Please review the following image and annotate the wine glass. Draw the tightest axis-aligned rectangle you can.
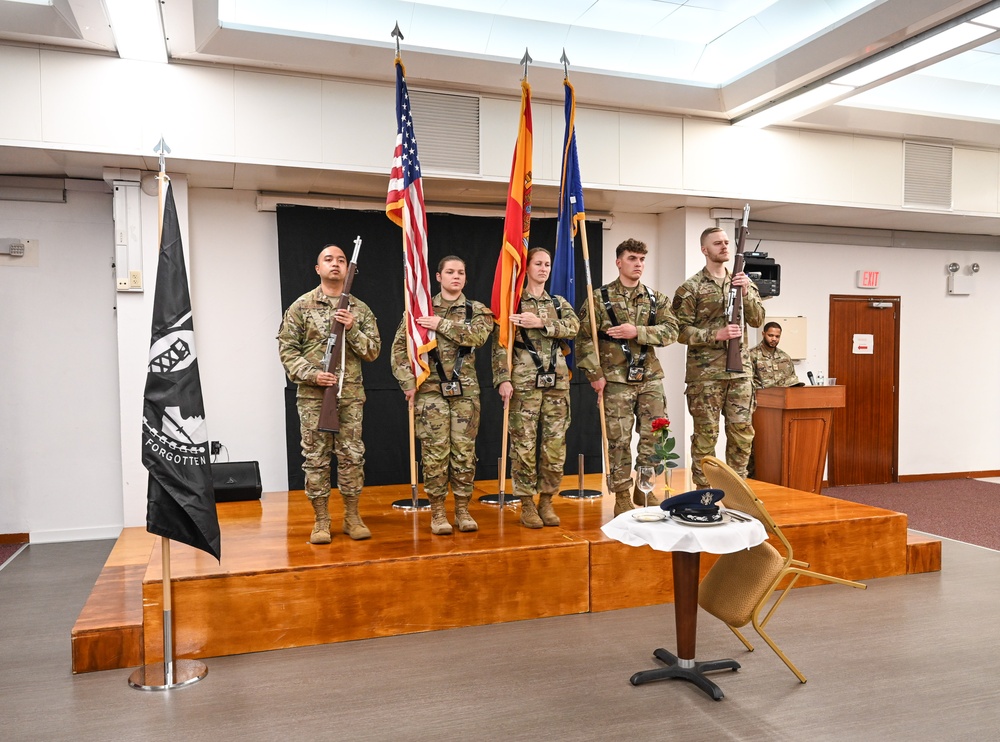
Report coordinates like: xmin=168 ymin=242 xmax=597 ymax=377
xmin=636 ymin=466 xmax=655 ymax=508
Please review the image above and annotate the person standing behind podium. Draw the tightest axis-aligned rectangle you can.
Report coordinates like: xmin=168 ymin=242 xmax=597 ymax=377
xmin=391 ymin=256 xmax=493 ymax=536
xmin=672 ymin=227 xmax=764 ymax=488
xmin=576 ymin=238 xmax=679 ymax=516
xmin=277 ymin=244 xmax=381 ymax=544
xmin=749 ymin=322 xmax=801 ymax=389
xmin=492 ymin=248 xmax=580 ymax=529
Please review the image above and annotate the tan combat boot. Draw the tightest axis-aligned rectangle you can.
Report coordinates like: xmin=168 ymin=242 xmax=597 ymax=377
xmin=633 ymin=484 xmax=663 ymax=508
xmin=613 ymin=491 xmax=635 ymax=517
xmin=537 ymin=494 xmax=560 ymax=526
xmin=453 ymin=496 xmax=479 ymax=532
xmin=429 ymin=498 xmax=453 ymax=536
xmin=309 ymin=496 xmax=332 ymax=544
xmin=341 ymin=495 xmax=372 ymax=540
xmin=519 ymin=496 xmax=544 ymax=529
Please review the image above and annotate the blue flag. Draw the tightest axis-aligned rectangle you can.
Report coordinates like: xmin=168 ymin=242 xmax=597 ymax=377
xmin=553 ymin=78 xmax=585 ymax=370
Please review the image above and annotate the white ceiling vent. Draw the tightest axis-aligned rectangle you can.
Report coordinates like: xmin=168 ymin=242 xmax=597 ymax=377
xmin=408 ymin=90 xmax=480 ymax=175
xmin=903 ymin=141 xmax=952 ymax=210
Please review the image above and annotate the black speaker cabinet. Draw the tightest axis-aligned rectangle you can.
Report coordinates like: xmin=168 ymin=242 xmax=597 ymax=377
xmin=212 ymin=461 xmax=262 ymax=502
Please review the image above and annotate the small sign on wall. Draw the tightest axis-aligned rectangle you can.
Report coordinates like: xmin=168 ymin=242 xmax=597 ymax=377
xmin=856 ymin=270 xmax=880 ymax=289
xmin=853 ymin=333 xmax=874 ymax=354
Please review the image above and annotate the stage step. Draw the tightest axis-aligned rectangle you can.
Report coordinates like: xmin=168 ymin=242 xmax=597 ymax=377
xmin=906 ymin=532 xmax=942 ymax=574
xmin=70 ymin=528 xmax=155 ymax=674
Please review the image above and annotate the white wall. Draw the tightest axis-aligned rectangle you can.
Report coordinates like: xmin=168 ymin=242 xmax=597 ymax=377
xmin=0 ymin=186 xmax=124 ymax=542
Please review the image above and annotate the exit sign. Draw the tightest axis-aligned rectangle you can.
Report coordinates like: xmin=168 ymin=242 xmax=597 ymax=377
xmin=856 ymin=270 xmax=880 ymax=289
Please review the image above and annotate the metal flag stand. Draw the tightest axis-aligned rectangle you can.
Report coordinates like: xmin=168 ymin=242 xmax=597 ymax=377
xmin=129 ymin=138 xmax=208 ymax=691
xmin=559 ymin=453 xmax=603 ymax=499
xmin=478 ymin=457 xmax=519 ymax=506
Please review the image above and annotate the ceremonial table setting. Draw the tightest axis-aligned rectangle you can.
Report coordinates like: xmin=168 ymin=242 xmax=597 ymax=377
xmin=602 ymin=497 xmax=767 ymax=701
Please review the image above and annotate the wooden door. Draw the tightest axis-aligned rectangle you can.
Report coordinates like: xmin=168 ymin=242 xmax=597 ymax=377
xmin=828 ymin=295 xmax=900 ymax=485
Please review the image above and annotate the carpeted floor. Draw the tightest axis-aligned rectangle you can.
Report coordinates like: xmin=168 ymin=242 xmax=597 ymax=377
xmin=0 ymin=542 xmax=28 ymax=571
xmin=823 ymin=479 xmax=1000 ymax=550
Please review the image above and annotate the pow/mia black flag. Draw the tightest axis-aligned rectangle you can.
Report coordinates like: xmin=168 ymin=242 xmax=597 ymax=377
xmin=141 ymin=181 xmax=221 ymax=560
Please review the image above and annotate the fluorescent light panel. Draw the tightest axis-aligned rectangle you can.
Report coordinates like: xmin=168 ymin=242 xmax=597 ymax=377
xmin=104 ymin=0 xmax=167 ymax=63
xmin=735 ymin=83 xmax=854 ymax=128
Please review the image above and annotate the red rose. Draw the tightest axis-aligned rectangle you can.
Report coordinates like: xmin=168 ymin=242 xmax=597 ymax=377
xmin=651 ymin=417 xmax=669 ymax=432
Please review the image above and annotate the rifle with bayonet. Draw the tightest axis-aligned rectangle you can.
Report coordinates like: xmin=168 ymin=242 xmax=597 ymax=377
xmin=725 ymin=204 xmax=750 ymax=373
xmin=318 ymin=236 xmax=362 ymax=433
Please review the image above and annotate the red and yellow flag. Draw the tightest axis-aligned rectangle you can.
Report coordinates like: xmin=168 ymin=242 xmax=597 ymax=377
xmin=491 ymin=79 xmax=532 ymax=348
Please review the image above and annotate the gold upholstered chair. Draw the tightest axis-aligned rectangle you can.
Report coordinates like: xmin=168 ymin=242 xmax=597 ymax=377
xmin=697 ymin=456 xmax=867 ymax=683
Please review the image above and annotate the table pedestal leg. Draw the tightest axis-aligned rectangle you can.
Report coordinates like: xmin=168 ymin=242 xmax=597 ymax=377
xmin=628 ymin=551 xmax=740 ymax=701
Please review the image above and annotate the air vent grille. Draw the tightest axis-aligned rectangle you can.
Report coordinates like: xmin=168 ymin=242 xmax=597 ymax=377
xmin=903 ymin=141 xmax=952 ymax=210
xmin=409 ymin=90 xmax=480 ymax=174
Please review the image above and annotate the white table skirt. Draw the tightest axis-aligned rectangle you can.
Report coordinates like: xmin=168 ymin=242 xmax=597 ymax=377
xmin=601 ymin=507 xmax=767 ymax=555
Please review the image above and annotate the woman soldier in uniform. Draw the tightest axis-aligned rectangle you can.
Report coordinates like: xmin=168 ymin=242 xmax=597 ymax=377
xmin=493 ymin=247 xmax=580 ymax=528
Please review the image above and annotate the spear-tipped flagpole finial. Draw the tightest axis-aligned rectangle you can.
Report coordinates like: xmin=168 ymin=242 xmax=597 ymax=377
xmin=153 ymin=137 xmax=171 ymax=174
xmin=560 ymin=49 xmax=570 ymax=79
xmin=392 ymin=22 xmax=404 ymax=58
xmin=520 ymin=48 xmax=532 ymax=81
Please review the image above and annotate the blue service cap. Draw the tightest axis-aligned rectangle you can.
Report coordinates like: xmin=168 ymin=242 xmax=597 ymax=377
xmin=659 ymin=488 xmax=724 ymax=512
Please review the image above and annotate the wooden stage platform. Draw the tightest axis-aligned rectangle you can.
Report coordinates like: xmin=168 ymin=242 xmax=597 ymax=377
xmin=71 ymin=472 xmax=940 ymax=674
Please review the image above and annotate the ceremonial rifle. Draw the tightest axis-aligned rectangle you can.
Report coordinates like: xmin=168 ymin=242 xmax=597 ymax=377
xmin=725 ymin=204 xmax=750 ymax=373
xmin=318 ymin=236 xmax=362 ymax=433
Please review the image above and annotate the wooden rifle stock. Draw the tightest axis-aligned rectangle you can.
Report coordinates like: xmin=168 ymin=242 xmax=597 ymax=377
xmin=318 ymin=237 xmax=362 ymax=433
xmin=725 ymin=204 xmax=750 ymax=373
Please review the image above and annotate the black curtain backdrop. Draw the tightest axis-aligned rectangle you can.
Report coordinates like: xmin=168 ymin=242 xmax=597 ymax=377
xmin=276 ymin=205 xmax=603 ymax=490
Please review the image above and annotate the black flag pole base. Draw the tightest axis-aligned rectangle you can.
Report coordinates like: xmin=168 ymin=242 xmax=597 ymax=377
xmin=128 ymin=659 xmax=207 ymax=691
xmin=392 ymin=498 xmax=431 ymax=511
xmin=478 ymin=493 xmax=519 ymax=506
xmin=559 ymin=453 xmax=604 ymax=499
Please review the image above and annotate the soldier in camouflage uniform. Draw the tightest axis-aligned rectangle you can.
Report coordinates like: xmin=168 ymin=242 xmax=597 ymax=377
xmin=391 ymin=256 xmax=494 ymax=535
xmin=749 ymin=321 xmax=801 ymax=389
xmin=576 ymin=238 xmax=679 ymax=516
xmin=277 ymin=244 xmax=381 ymax=544
xmin=672 ymin=227 xmax=765 ymax=487
xmin=493 ymin=248 xmax=580 ymax=528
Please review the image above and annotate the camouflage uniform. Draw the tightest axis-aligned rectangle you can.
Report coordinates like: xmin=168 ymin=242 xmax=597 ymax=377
xmin=749 ymin=341 xmax=800 ymax=389
xmin=277 ymin=287 xmax=381 ymax=502
xmin=576 ymin=279 xmax=679 ymax=495
xmin=672 ymin=268 xmax=764 ymax=486
xmin=492 ymin=291 xmax=580 ymax=500
xmin=391 ymin=293 xmax=493 ymax=502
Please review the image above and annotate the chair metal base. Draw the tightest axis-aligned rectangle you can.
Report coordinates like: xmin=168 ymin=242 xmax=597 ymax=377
xmin=477 ymin=493 xmax=519 ymax=506
xmin=391 ymin=498 xmax=431 ymax=511
xmin=128 ymin=659 xmax=207 ymax=691
xmin=558 ymin=488 xmax=603 ymax=499
xmin=629 ymin=648 xmax=739 ymax=701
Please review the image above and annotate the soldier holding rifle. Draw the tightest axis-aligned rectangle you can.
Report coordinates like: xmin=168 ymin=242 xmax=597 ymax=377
xmin=672 ymin=224 xmax=764 ymax=488
xmin=278 ymin=243 xmax=381 ymax=544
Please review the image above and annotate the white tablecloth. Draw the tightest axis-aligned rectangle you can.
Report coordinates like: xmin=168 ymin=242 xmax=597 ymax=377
xmin=601 ymin=508 xmax=767 ymax=555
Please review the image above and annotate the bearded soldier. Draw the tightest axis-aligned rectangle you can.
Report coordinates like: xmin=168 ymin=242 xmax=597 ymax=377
xmin=673 ymin=226 xmax=765 ymax=487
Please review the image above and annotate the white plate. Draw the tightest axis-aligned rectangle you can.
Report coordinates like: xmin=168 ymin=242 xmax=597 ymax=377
xmin=669 ymin=511 xmax=731 ymax=527
xmin=631 ymin=511 xmax=667 ymax=522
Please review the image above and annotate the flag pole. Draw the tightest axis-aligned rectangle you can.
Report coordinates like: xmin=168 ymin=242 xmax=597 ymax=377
xmin=129 ymin=137 xmax=208 ymax=691
xmin=579 ymin=220 xmax=613 ymax=494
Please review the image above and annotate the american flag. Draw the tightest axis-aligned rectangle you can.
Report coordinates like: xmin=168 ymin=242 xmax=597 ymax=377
xmin=387 ymin=58 xmax=436 ymax=387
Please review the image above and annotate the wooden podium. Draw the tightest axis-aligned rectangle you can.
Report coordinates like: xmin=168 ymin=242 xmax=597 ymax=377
xmin=752 ymin=386 xmax=845 ymax=494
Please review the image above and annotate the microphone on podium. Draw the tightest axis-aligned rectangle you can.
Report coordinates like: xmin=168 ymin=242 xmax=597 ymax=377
xmin=807 ymin=371 xmax=816 ymax=385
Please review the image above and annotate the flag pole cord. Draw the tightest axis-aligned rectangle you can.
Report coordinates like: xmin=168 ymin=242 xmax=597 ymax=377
xmin=579 ymin=220 xmax=613 ymax=493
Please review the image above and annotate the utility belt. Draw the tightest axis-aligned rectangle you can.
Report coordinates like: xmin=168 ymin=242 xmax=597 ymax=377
xmin=429 ymin=300 xmax=473 ymax=397
xmin=600 ymin=285 xmax=657 ymax=383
